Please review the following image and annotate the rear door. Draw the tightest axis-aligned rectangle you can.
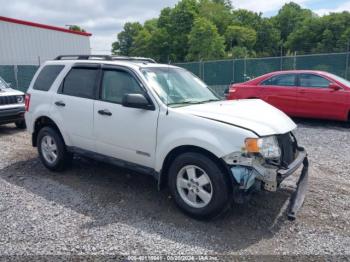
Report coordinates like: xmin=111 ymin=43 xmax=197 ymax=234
xmin=296 ymin=73 xmax=348 ymax=120
xmin=258 ymin=74 xmax=298 ymax=115
xmin=50 ymin=64 xmax=99 ymax=151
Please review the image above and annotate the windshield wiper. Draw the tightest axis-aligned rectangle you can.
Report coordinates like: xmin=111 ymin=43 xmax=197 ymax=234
xmin=197 ymin=99 xmax=221 ymax=104
xmin=168 ymin=99 xmax=221 ymax=106
xmin=167 ymin=101 xmax=200 ymax=106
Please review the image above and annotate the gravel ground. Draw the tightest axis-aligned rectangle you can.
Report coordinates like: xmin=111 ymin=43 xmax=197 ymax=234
xmin=0 ymin=119 xmax=349 ymax=258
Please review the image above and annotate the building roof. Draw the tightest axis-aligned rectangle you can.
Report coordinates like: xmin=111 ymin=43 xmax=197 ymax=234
xmin=0 ymin=16 xmax=92 ymax=37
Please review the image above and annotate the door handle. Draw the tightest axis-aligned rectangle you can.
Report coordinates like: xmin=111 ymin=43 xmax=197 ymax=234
xmin=55 ymin=101 xmax=66 ymax=107
xmin=98 ymin=109 xmax=112 ymax=116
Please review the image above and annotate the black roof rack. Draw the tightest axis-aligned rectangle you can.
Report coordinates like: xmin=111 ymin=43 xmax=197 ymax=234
xmin=111 ymin=56 xmax=156 ymax=63
xmin=55 ymin=55 xmax=112 ymax=60
xmin=54 ymin=55 xmax=156 ymax=63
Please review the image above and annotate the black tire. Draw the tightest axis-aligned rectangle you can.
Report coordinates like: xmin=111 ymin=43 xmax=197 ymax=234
xmin=168 ymin=152 xmax=231 ymax=220
xmin=15 ymin=120 xmax=26 ymax=129
xmin=37 ymin=126 xmax=72 ymax=171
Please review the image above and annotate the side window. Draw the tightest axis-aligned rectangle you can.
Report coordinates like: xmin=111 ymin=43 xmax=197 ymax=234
xmin=33 ymin=65 xmax=64 ymax=91
xmin=299 ymin=74 xmax=330 ymax=88
xmin=62 ymin=68 xmax=98 ymax=99
xmin=101 ymin=70 xmax=143 ymax=104
xmin=262 ymin=74 xmax=296 ymax=87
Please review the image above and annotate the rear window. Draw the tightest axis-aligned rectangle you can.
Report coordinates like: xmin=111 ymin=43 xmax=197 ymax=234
xmin=62 ymin=68 xmax=98 ymax=99
xmin=33 ymin=65 xmax=65 ymax=91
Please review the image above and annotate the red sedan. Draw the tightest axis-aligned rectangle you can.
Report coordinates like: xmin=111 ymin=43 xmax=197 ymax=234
xmin=226 ymin=70 xmax=350 ymax=122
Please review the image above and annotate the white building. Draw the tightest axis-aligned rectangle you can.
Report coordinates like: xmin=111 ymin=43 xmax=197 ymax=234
xmin=0 ymin=16 xmax=91 ymax=65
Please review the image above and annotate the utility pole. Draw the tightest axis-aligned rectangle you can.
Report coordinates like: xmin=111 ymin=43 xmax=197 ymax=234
xmin=280 ymin=44 xmax=283 ymax=71
xmin=293 ymin=51 xmax=297 ymax=70
xmin=346 ymin=40 xmax=350 ymax=79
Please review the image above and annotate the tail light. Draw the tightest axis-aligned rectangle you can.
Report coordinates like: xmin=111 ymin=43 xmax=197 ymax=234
xmin=25 ymin=93 xmax=31 ymax=112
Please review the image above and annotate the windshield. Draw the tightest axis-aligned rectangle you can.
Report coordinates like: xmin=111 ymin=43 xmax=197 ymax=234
xmin=0 ymin=77 xmax=9 ymax=89
xmin=325 ymin=73 xmax=350 ymax=87
xmin=141 ymin=67 xmax=220 ymax=107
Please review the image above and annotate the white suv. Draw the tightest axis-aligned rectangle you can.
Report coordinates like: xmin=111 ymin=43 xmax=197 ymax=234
xmin=25 ymin=55 xmax=309 ymax=220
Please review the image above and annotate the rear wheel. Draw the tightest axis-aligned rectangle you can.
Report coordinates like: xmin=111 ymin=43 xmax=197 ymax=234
xmin=37 ymin=127 xmax=72 ymax=171
xmin=168 ymin=152 xmax=231 ymax=220
xmin=15 ymin=120 xmax=26 ymax=129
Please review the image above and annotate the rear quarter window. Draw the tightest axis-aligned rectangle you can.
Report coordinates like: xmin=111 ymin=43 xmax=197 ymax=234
xmin=33 ymin=65 xmax=65 ymax=91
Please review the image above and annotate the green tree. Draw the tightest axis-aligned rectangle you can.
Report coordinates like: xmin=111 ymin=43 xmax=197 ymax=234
xmin=198 ymin=0 xmax=232 ymax=35
xmin=149 ymin=28 xmax=171 ymax=63
xmin=284 ymin=17 xmax=323 ymax=53
xmin=213 ymin=0 xmax=232 ymax=9
xmin=129 ymin=29 xmax=152 ymax=57
xmin=111 ymin=22 xmax=142 ymax=55
xmin=273 ymin=2 xmax=313 ymax=43
xmin=225 ymin=25 xmax=257 ymax=52
xmin=231 ymin=9 xmax=280 ymax=57
xmin=232 ymin=9 xmax=262 ymax=29
xmin=187 ymin=17 xmax=225 ymax=61
xmin=231 ymin=46 xmax=251 ymax=59
xmin=68 ymin=25 xmax=86 ymax=32
xmin=254 ymin=18 xmax=281 ymax=56
xmin=167 ymin=0 xmax=199 ymax=61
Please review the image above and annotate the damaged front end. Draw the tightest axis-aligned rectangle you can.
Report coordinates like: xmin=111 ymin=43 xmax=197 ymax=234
xmin=222 ymin=132 xmax=309 ymax=220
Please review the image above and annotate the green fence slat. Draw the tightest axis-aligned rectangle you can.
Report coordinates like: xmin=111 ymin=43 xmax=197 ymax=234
xmin=175 ymin=53 xmax=350 ymax=88
xmin=296 ymin=53 xmax=346 ymax=78
xmin=17 ymin=65 xmax=39 ymax=92
xmin=203 ymin=60 xmax=234 ymax=85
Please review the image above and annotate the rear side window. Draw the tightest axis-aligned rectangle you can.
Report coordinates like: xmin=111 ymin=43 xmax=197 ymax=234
xmin=262 ymin=74 xmax=296 ymax=87
xmin=298 ymin=74 xmax=330 ymax=88
xmin=62 ymin=68 xmax=98 ymax=99
xmin=33 ymin=65 xmax=64 ymax=91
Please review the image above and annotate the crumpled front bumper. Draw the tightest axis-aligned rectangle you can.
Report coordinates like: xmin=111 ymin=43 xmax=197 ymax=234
xmin=277 ymin=147 xmax=309 ymax=220
xmin=229 ymin=147 xmax=309 ymax=220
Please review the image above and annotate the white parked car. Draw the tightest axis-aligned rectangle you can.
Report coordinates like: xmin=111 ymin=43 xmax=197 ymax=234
xmin=0 ymin=76 xmax=26 ymax=129
xmin=25 ymin=55 xmax=308 ymax=220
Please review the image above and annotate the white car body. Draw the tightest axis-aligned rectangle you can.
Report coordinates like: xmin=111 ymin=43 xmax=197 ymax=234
xmin=25 ymin=57 xmax=308 ymax=220
xmin=26 ymin=60 xmax=296 ymax=172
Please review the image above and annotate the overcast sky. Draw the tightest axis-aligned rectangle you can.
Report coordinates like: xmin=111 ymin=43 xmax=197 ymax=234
xmin=1 ymin=0 xmax=350 ymax=54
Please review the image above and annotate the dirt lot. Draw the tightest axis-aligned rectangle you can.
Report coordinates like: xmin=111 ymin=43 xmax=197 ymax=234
xmin=0 ymin=120 xmax=349 ymax=257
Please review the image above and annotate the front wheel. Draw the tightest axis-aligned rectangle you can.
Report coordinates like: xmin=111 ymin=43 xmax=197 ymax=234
xmin=168 ymin=152 xmax=231 ymax=220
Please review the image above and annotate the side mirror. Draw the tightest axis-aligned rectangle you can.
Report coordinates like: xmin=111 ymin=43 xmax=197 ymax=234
xmin=122 ymin=93 xmax=154 ymax=110
xmin=329 ymin=82 xmax=341 ymax=91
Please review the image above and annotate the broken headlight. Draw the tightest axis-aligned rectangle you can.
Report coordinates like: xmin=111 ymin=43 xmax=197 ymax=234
xmin=245 ymin=136 xmax=281 ymax=159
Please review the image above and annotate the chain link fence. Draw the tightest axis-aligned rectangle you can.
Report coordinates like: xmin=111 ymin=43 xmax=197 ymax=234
xmin=175 ymin=52 xmax=350 ymax=97
xmin=1 ymin=52 xmax=349 ymax=95
xmin=0 ymin=65 xmax=39 ymax=92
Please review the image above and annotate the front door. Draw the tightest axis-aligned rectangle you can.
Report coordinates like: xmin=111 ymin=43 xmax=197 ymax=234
xmin=93 ymin=67 xmax=159 ymax=168
xmin=296 ymin=73 xmax=348 ymax=120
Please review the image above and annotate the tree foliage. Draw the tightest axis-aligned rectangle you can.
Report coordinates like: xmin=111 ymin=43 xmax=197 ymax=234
xmin=111 ymin=0 xmax=350 ymax=62
xmin=68 ymin=25 xmax=86 ymax=32
xmin=186 ymin=17 xmax=225 ymax=60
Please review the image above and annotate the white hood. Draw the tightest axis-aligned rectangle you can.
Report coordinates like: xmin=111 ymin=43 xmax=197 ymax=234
xmin=175 ymin=99 xmax=297 ymax=136
xmin=0 ymin=87 xmax=24 ymax=96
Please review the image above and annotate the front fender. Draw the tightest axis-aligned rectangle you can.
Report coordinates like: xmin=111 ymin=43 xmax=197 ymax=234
xmin=155 ymin=110 xmax=256 ymax=172
xmin=155 ymin=128 xmax=227 ymax=172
